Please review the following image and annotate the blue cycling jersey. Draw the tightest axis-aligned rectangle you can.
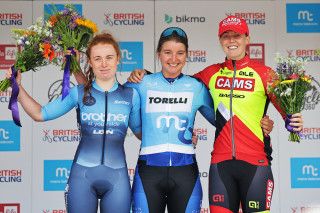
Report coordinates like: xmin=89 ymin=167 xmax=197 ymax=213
xmin=42 ymin=81 xmax=141 ymax=169
xmin=125 ymin=72 xmax=215 ymax=166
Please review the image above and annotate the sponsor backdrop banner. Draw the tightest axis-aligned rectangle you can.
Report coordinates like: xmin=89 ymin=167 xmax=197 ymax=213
xmin=0 ymin=1 xmax=319 ymax=212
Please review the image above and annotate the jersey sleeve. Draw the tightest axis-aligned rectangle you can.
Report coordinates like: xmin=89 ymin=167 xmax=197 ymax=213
xmin=124 ymin=81 xmax=140 ymax=92
xmin=128 ymin=88 xmax=142 ymax=133
xmin=197 ymin=83 xmax=216 ymax=126
xmin=41 ymin=86 xmax=78 ymax=121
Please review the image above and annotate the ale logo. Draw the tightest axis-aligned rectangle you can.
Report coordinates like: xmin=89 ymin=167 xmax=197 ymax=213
xmin=165 ymin=14 xmax=173 ymax=24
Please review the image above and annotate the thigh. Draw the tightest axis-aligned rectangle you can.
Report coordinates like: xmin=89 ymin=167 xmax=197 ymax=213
xmin=100 ymin=168 xmax=131 ymax=213
xmin=167 ymin=162 xmax=202 ymax=213
xmin=65 ymin=164 xmax=98 ymax=213
xmin=132 ymin=162 xmax=166 ymax=213
xmin=209 ymin=162 xmax=239 ymax=213
xmin=241 ymin=165 xmax=274 ymax=213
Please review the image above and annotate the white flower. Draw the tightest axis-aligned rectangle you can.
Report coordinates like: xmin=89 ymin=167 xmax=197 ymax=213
xmin=25 ymin=41 xmax=30 ymax=45
xmin=280 ymin=92 xmax=285 ymax=97
xmin=285 ymin=88 xmax=292 ymax=96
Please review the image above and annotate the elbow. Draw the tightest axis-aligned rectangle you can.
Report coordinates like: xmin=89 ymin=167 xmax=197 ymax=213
xmin=32 ymin=115 xmax=45 ymax=122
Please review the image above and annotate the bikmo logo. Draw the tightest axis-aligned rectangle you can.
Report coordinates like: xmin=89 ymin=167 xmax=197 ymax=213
xmin=286 ymin=3 xmax=320 ymax=33
xmin=156 ymin=115 xmax=193 ymax=144
xmin=44 ymin=160 xmax=72 ymax=191
xmin=291 ymin=158 xmax=320 ymax=188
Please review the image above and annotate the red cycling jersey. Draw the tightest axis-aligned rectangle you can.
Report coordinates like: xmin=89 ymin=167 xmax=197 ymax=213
xmin=194 ymin=55 xmax=285 ymax=166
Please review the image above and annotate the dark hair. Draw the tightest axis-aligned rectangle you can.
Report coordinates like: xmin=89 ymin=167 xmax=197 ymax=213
xmin=156 ymin=30 xmax=189 ymax=53
xmin=83 ymin=32 xmax=121 ymax=104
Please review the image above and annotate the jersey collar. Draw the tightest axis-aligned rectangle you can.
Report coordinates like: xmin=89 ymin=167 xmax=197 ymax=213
xmin=225 ymin=54 xmax=250 ymax=71
xmin=92 ymin=80 xmax=118 ymax=92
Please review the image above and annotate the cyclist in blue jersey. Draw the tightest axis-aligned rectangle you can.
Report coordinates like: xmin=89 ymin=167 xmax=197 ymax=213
xmin=6 ymin=33 xmax=142 ymax=213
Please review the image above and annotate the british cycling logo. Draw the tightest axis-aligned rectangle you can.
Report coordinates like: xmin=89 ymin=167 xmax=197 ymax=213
xmin=291 ymin=157 xmax=320 ymax=188
xmin=286 ymin=49 xmax=320 ymax=62
xmin=300 ymin=127 xmax=320 ymax=141
xmin=0 ymin=13 xmax=22 ymax=26
xmin=103 ymin=13 xmax=144 ymax=26
xmin=0 ymin=121 xmax=20 ymax=152
xmin=286 ymin=3 xmax=320 ymax=33
xmin=0 ymin=90 xmax=11 ymax=104
xmin=0 ymin=170 xmax=22 ymax=183
xmin=164 ymin=14 xmax=205 ymax=24
xmin=0 ymin=203 xmax=20 ymax=213
xmin=302 ymin=79 xmax=320 ymax=111
xmin=291 ymin=206 xmax=320 ymax=213
xmin=44 ymin=160 xmax=72 ymax=191
xmin=0 ymin=44 xmax=19 ymax=70
xmin=42 ymin=209 xmax=66 ymax=213
xmin=48 ymin=80 xmax=75 ymax=102
xmin=118 ymin=42 xmax=143 ymax=72
xmin=186 ymin=50 xmax=206 ymax=63
xmin=226 ymin=12 xmax=266 ymax=25
xmin=42 ymin=129 xmax=79 ymax=143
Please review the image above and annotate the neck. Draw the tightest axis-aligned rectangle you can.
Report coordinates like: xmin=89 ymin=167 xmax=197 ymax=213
xmin=95 ymin=78 xmax=116 ymax=91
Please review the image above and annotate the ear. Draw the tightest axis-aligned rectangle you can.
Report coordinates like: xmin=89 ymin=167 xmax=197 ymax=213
xmin=157 ymin=51 xmax=160 ymax=58
xmin=246 ymin=35 xmax=250 ymax=45
xmin=117 ymin=55 xmax=120 ymax=65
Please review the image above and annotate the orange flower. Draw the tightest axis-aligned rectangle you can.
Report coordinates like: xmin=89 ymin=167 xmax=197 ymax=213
xmin=49 ymin=51 xmax=55 ymax=62
xmin=25 ymin=31 xmax=35 ymax=35
xmin=271 ymin=80 xmax=280 ymax=88
xmin=43 ymin=43 xmax=52 ymax=59
xmin=49 ymin=16 xmax=57 ymax=26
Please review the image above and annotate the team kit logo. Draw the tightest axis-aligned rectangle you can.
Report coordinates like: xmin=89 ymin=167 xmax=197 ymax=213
xmin=226 ymin=12 xmax=266 ymax=25
xmin=104 ymin=13 xmax=144 ymax=26
xmin=286 ymin=3 xmax=320 ymax=33
xmin=164 ymin=14 xmax=205 ymax=24
xmin=0 ymin=13 xmax=22 ymax=26
xmin=44 ymin=160 xmax=72 ymax=191
xmin=0 ymin=121 xmax=20 ymax=152
xmin=0 ymin=203 xmax=20 ymax=213
xmin=291 ymin=158 xmax=320 ymax=188
xmin=0 ymin=45 xmax=19 ymax=70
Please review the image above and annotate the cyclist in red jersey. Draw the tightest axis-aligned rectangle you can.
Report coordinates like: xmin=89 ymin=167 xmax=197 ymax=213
xmin=192 ymin=16 xmax=303 ymax=213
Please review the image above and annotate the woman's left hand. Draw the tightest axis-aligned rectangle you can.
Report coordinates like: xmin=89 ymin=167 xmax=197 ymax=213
xmin=289 ymin=113 xmax=303 ymax=132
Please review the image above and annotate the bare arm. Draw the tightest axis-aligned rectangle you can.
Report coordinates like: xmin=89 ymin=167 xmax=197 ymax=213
xmin=133 ymin=131 xmax=142 ymax=140
xmin=6 ymin=67 xmax=44 ymax=121
xmin=127 ymin=69 xmax=147 ymax=83
xmin=68 ymin=48 xmax=87 ymax=85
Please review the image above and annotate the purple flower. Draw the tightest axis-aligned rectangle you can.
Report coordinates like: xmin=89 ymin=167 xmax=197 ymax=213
xmin=21 ymin=36 xmax=27 ymax=43
xmin=57 ymin=34 xmax=63 ymax=40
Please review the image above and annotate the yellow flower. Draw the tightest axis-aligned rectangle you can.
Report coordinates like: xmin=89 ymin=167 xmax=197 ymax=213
xmin=280 ymin=79 xmax=295 ymax=85
xmin=302 ymin=76 xmax=311 ymax=83
xmin=39 ymin=43 xmax=44 ymax=52
xmin=11 ymin=29 xmax=26 ymax=37
xmin=75 ymin=18 xmax=98 ymax=34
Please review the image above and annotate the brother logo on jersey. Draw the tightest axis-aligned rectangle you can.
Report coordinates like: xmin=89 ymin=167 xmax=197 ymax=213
xmin=146 ymin=90 xmax=193 ymax=113
xmin=81 ymin=112 xmax=127 ymax=122
xmin=215 ymin=76 xmax=255 ymax=91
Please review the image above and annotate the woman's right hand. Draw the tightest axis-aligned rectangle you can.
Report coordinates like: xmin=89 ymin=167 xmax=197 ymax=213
xmin=6 ymin=67 xmax=22 ymax=86
xmin=127 ymin=69 xmax=146 ymax=83
xmin=66 ymin=48 xmax=80 ymax=64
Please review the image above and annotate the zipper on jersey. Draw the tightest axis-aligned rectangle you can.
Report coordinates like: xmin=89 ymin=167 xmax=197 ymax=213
xmin=230 ymin=60 xmax=237 ymax=159
xmin=101 ymin=91 xmax=108 ymax=165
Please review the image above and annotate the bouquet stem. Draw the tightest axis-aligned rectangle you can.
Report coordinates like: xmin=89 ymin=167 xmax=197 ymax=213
xmin=289 ymin=132 xmax=300 ymax=143
xmin=0 ymin=78 xmax=12 ymax=91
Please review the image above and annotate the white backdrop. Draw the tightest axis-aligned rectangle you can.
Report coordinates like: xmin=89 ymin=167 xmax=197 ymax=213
xmin=0 ymin=1 xmax=319 ymax=213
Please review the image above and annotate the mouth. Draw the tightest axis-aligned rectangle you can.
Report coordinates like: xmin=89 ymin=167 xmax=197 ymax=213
xmin=228 ymin=45 xmax=238 ymax=50
xmin=168 ymin=63 xmax=179 ymax=67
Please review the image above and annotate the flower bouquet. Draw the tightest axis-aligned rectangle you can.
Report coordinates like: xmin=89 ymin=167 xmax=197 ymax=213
xmin=267 ymin=53 xmax=312 ymax=142
xmin=0 ymin=17 xmax=58 ymax=92
xmin=46 ymin=3 xmax=98 ymax=99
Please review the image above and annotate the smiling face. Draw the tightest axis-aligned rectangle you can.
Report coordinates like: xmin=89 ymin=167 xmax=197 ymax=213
xmin=88 ymin=43 xmax=120 ymax=83
xmin=219 ymin=30 xmax=250 ymax=61
xmin=157 ymin=40 xmax=187 ymax=78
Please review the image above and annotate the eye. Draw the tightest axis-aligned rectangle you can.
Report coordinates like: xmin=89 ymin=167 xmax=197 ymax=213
xmin=94 ymin=57 xmax=101 ymax=61
xmin=107 ymin=56 xmax=113 ymax=60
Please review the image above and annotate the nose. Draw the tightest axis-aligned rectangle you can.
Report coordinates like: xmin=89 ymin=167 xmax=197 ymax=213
xmin=102 ymin=59 xmax=107 ymax=67
xmin=171 ymin=54 xmax=177 ymax=62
